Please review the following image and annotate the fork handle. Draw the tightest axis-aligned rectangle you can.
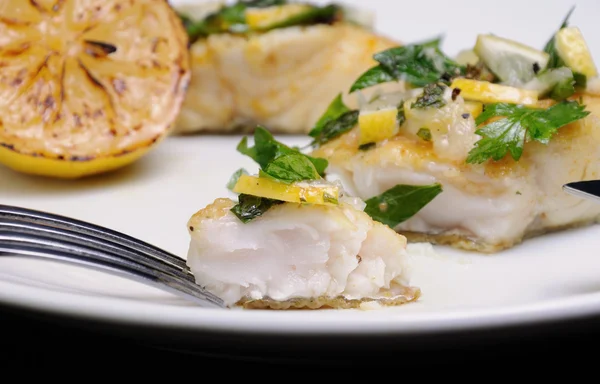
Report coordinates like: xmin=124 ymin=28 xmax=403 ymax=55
xmin=0 ymin=204 xmax=188 ymax=270
xmin=0 ymin=242 xmax=226 ymax=309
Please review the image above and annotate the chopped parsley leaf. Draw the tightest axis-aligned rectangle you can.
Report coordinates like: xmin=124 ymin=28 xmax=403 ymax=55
xmin=466 ymin=101 xmax=590 ymax=164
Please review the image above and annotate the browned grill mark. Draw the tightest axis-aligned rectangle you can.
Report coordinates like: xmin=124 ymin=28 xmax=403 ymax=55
xmin=0 ymin=17 xmax=31 ymax=26
xmin=2 ymin=43 xmax=32 ymax=57
xmin=78 ymin=59 xmax=104 ymax=89
xmin=69 ymin=155 xmax=94 ymax=161
xmin=82 ymin=102 xmax=92 ymax=118
xmin=4 ymin=54 xmax=50 ymax=117
xmin=43 ymin=95 xmax=55 ymax=109
xmin=73 ymin=113 xmax=82 ymax=127
xmin=112 ymin=78 xmax=126 ymax=95
xmin=151 ymin=37 xmax=167 ymax=53
xmin=0 ymin=143 xmax=15 ymax=150
xmin=170 ymin=55 xmax=187 ymax=94
xmin=52 ymin=0 xmax=66 ymax=12
xmin=151 ymin=59 xmax=162 ymax=69
xmin=10 ymin=68 xmax=28 ymax=87
xmin=77 ymin=58 xmax=117 ymax=131
xmin=29 ymin=0 xmax=46 ymax=13
xmin=83 ymin=40 xmax=117 ymax=58
xmin=59 ymin=58 xmax=66 ymax=104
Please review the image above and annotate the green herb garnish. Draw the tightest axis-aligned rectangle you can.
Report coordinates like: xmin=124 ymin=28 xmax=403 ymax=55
xmin=349 ymin=66 xmax=396 ymax=93
xmin=543 ymin=6 xmax=575 ymax=69
xmin=237 ymin=126 xmax=328 ymax=176
xmin=257 ymin=4 xmax=340 ymax=30
xmin=397 ymin=101 xmax=406 ymax=125
xmin=227 ymin=168 xmax=248 ymax=190
xmin=350 ymin=38 xmax=465 ymax=92
xmin=179 ymin=0 xmax=341 ymax=43
xmin=309 ymin=94 xmax=352 ymax=136
xmin=308 ymin=94 xmax=359 ymax=147
xmin=309 ymin=110 xmax=359 ymax=147
xmin=358 ymin=142 xmax=376 ymax=151
xmin=231 ymin=126 xmax=329 ymax=222
xmin=262 ymin=153 xmax=320 ymax=183
xmin=549 ymin=74 xmax=576 ymax=101
xmin=412 ymin=83 xmax=447 ymax=109
xmin=466 ymin=100 xmax=590 ymax=164
xmin=541 ymin=6 xmax=586 ymax=89
xmin=231 ymin=194 xmax=284 ymax=223
xmin=364 ymin=184 xmax=443 ymax=228
xmin=417 ymin=128 xmax=432 ymax=141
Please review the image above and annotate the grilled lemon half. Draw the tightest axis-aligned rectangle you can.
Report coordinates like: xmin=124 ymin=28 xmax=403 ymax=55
xmin=0 ymin=0 xmax=190 ymax=178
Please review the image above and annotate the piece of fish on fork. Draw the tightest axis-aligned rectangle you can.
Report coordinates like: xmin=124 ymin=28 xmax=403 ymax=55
xmin=0 ymin=204 xmax=226 ymax=309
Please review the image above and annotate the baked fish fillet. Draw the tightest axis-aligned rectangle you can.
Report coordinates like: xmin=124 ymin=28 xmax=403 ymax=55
xmin=312 ymin=93 xmax=600 ymax=253
xmin=184 ymin=124 xmax=423 ymax=309
xmin=186 ymin=190 xmax=420 ymax=310
xmin=172 ymin=1 xmax=398 ymax=134
xmin=309 ymin=14 xmax=600 ymax=253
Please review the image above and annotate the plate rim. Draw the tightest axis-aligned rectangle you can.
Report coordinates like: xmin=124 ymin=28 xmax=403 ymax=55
xmin=2 ymin=277 xmax=600 ymax=336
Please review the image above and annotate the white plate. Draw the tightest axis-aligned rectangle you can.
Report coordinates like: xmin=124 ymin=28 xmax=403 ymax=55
xmin=1 ymin=0 xmax=600 ymax=339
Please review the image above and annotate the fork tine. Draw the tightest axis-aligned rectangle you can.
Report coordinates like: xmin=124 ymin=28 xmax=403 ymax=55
xmin=0 ymin=240 xmax=226 ymax=308
xmin=0 ymin=204 xmax=188 ymax=270
xmin=0 ymin=218 xmax=195 ymax=282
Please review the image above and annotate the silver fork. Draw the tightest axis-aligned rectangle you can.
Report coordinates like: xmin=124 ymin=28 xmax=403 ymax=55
xmin=0 ymin=204 xmax=226 ymax=309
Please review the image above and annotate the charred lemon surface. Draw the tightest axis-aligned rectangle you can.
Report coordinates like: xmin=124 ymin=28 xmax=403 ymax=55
xmin=0 ymin=0 xmax=190 ymax=178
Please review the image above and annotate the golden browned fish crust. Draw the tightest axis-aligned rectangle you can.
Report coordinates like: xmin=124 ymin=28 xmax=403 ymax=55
xmin=237 ymin=285 xmax=421 ymax=310
xmin=401 ymin=217 xmax=600 ymax=254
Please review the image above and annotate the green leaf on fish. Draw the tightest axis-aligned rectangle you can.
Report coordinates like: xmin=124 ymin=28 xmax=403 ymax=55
xmin=263 ymin=153 xmax=321 ymax=183
xmin=364 ymin=184 xmax=443 ymax=228
xmin=309 ymin=94 xmax=352 ymax=137
xmin=309 ymin=110 xmax=359 ymax=147
xmin=349 ymin=66 xmax=396 ymax=93
xmin=466 ymin=100 xmax=590 ymax=164
xmin=237 ymin=126 xmax=328 ymax=177
xmin=350 ymin=38 xmax=465 ymax=91
xmin=227 ymin=168 xmax=249 ymax=190
xmin=541 ymin=6 xmax=586 ymax=89
xmin=231 ymin=194 xmax=284 ymax=223
xmin=543 ymin=6 xmax=575 ymax=70
xmin=411 ymin=83 xmax=447 ymax=109
xmin=416 ymin=128 xmax=432 ymax=141
xmin=178 ymin=0 xmax=341 ymax=43
xmin=308 ymin=94 xmax=359 ymax=147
